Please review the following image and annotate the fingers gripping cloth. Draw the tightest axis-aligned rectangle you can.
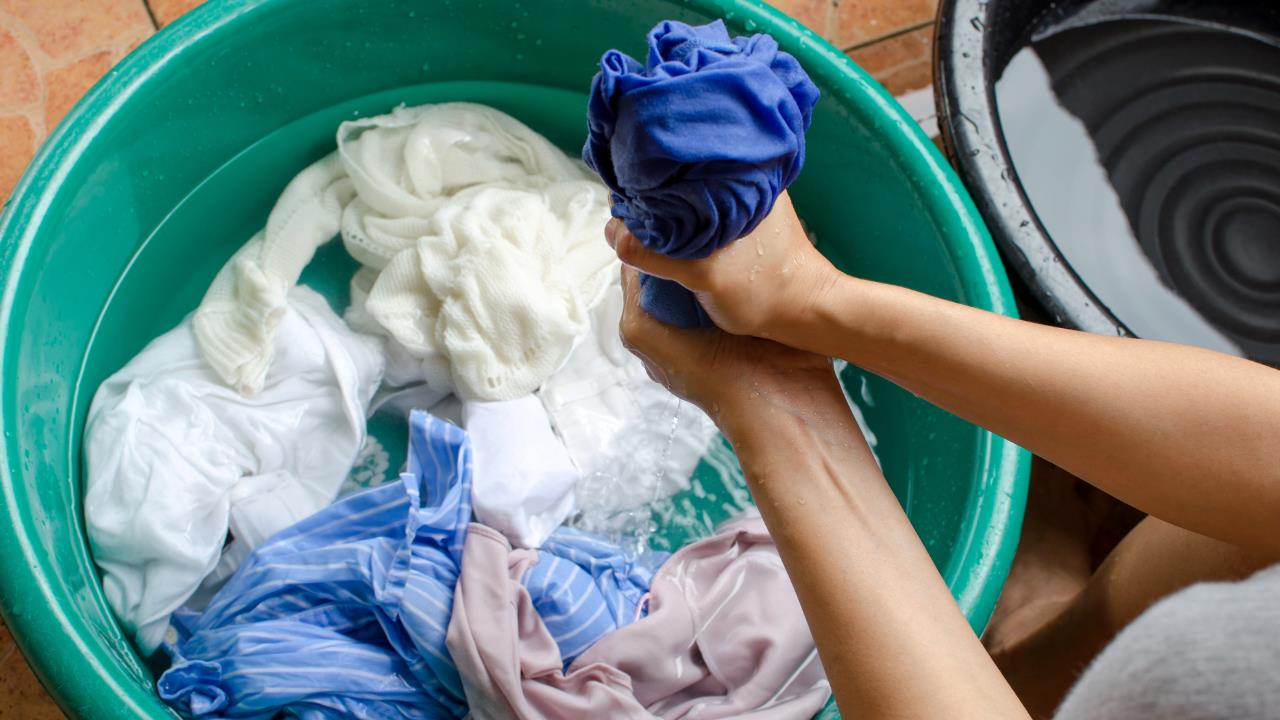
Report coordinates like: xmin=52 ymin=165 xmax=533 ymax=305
xmin=583 ymin=19 xmax=820 ymax=328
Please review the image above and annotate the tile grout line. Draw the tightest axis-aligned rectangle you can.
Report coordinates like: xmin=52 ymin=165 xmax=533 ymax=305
xmin=840 ymin=19 xmax=933 ymax=54
xmin=874 ymin=50 xmax=935 ymax=78
xmin=142 ymin=0 xmax=161 ymax=30
xmin=0 ymin=8 xmax=49 ymax=137
xmin=820 ymin=0 xmax=837 ymax=41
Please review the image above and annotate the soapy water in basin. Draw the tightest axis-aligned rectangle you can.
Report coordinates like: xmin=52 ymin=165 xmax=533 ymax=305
xmin=89 ymin=78 xmax=886 ymax=564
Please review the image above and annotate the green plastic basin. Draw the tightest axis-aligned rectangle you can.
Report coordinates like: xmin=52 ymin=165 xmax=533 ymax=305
xmin=0 ymin=0 xmax=1029 ymax=717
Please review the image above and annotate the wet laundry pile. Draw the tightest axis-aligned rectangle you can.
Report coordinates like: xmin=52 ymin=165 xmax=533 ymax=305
xmin=83 ymin=19 xmax=831 ymax=720
xmin=85 ymin=287 xmax=385 ymax=652
xmin=156 ymin=412 xmax=827 ymax=719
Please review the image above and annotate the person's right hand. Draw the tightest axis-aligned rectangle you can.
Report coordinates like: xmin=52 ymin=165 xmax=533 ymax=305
xmin=616 ymin=265 xmax=835 ymax=421
xmin=605 ymin=191 xmax=842 ymax=339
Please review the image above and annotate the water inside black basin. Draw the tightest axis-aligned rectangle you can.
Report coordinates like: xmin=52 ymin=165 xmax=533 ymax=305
xmin=996 ymin=16 xmax=1280 ymax=362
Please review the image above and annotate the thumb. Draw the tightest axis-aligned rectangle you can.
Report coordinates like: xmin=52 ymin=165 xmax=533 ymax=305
xmin=606 ymin=218 xmax=703 ymax=288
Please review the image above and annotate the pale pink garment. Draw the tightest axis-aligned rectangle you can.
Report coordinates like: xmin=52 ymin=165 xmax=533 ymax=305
xmin=446 ymin=516 xmax=831 ymax=719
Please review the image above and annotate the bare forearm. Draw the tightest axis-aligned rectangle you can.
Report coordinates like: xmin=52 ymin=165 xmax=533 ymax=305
xmin=784 ymin=276 xmax=1280 ymax=553
xmin=717 ymin=369 xmax=1028 ymax=719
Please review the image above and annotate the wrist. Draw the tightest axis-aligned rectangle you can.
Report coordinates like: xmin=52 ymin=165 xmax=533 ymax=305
xmin=713 ymin=364 xmax=848 ymax=440
xmin=764 ymin=263 xmax=857 ymax=349
xmin=776 ymin=271 xmax=916 ymax=367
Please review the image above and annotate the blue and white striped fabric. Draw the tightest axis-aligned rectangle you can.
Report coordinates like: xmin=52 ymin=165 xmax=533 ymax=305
xmin=526 ymin=529 xmax=666 ymax=664
xmin=157 ymin=410 xmax=664 ymax=719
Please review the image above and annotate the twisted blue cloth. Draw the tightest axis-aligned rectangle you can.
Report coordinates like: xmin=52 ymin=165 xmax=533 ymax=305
xmin=156 ymin=411 xmax=664 ymax=719
xmin=584 ymin=19 xmax=819 ymax=327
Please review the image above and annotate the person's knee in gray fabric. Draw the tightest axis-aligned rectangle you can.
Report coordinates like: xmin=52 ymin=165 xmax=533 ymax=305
xmin=1056 ymin=564 xmax=1280 ymax=720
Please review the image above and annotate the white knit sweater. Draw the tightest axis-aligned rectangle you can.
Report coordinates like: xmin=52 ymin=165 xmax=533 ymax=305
xmin=195 ymin=103 xmax=615 ymax=400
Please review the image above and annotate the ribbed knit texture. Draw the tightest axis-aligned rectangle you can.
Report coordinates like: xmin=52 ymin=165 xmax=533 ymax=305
xmin=194 ymin=154 xmax=354 ymax=395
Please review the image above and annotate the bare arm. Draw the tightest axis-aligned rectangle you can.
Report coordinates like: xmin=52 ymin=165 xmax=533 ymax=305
xmin=793 ymin=278 xmax=1280 ymax=555
xmin=617 ymin=267 xmax=1030 ymax=719
xmin=609 ymin=199 xmax=1280 ymax=554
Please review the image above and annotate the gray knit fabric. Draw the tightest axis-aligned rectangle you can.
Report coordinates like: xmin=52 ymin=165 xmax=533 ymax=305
xmin=1056 ymin=563 xmax=1280 ymax=719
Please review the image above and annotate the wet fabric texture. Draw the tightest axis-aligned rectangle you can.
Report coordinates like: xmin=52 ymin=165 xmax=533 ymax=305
xmin=539 ymin=275 xmax=719 ymax=534
xmin=447 ymin=512 xmax=831 ymax=719
xmin=196 ymin=102 xmax=617 ymax=400
xmin=193 ymin=155 xmax=356 ymax=396
xmin=583 ymin=19 xmax=819 ymax=327
xmin=157 ymin=411 xmax=661 ymax=719
xmin=84 ymin=287 xmax=384 ymax=654
xmin=463 ymin=395 xmax=580 ymax=549
xmin=189 ymin=100 xmax=710 ymax=555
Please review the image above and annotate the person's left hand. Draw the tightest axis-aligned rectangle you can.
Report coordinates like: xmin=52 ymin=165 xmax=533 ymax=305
xmin=607 ymin=192 xmax=840 ymax=341
xmin=618 ymin=264 xmax=835 ymax=420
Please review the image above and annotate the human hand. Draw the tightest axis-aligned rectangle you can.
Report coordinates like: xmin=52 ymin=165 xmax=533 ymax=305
xmin=617 ymin=264 xmax=836 ymax=419
xmin=606 ymin=192 xmax=841 ymax=339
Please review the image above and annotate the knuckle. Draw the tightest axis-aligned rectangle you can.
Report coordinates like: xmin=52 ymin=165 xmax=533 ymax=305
xmin=697 ymin=266 xmax=724 ymax=296
xmin=616 ymin=236 xmax=644 ymax=266
xmin=619 ymin=326 xmax=638 ymax=352
xmin=619 ymin=315 xmax=643 ymax=351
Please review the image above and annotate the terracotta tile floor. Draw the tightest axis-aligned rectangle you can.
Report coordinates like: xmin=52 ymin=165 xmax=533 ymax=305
xmin=0 ymin=0 xmax=936 ymax=714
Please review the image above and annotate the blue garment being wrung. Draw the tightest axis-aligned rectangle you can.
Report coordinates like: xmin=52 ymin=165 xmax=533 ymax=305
xmin=156 ymin=411 xmax=664 ymax=719
xmin=584 ymin=19 xmax=820 ymax=327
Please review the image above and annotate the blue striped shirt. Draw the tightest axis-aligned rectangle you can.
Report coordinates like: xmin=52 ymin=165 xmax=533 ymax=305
xmin=157 ymin=411 xmax=663 ymax=719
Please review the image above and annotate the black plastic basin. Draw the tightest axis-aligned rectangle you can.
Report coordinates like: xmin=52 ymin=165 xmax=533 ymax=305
xmin=935 ymin=0 xmax=1280 ymax=364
